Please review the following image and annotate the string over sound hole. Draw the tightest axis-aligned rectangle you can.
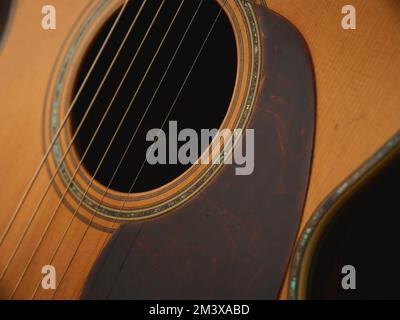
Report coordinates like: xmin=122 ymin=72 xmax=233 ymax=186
xmin=70 ymin=0 xmax=237 ymax=193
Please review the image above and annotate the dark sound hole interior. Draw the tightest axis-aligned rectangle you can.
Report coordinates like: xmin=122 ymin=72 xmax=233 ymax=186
xmin=307 ymin=152 xmax=400 ymax=299
xmin=70 ymin=1 xmax=237 ymax=193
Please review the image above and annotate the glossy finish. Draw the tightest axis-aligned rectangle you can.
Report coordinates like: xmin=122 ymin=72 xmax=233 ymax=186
xmin=82 ymin=5 xmax=315 ymax=299
xmin=1 ymin=0 xmax=399 ymax=299
xmin=289 ymin=132 xmax=400 ymax=299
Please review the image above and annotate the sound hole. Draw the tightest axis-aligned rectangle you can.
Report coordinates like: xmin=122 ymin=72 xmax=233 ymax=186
xmin=307 ymin=153 xmax=400 ymax=299
xmin=70 ymin=1 xmax=237 ymax=193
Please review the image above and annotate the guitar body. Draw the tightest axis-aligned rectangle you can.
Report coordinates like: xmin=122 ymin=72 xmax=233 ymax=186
xmin=0 ymin=0 xmax=399 ymax=300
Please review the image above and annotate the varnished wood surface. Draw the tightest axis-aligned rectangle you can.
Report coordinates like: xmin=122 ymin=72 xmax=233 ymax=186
xmin=0 ymin=0 xmax=262 ymax=300
xmin=0 ymin=0 xmax=103 ymax=299
xmin=266 ymin=0 xmax=400 ymax=237
xmin=81 ymin=5 xmax=315 ymax=299
xmin=263 ymin=0 xmax=400 ymax=298
xmin=0 ymin=0 xmax=399 ymax=299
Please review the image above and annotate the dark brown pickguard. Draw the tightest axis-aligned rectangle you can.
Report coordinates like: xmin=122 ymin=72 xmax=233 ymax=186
xmin=81 ymin=5 xmax=316 ymax=299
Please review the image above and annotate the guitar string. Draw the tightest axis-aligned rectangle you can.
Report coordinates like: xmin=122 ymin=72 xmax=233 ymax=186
xmin=28 ymin=0 xmax=188 ymax=299
xmin=57 ymin=0 xmax=223 ymax=299
xmin=52 ymin=0 xmax=205 ymax=299
xmin=105 ymin=6 xmax=224 ymax=299
xmin=0 ymin=0 xmax=129 ymax=247
xmin=6 ymin=0 xmax=169 ymax=298
xmin=0 ymin=0 xmax=149 ymax=285
xmin=81 ymin=0 xmax=225 ymax=299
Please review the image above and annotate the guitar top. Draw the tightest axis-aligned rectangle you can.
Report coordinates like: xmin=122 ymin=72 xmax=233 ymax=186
xmin=0 ymin=0 xmax=399 ymax=300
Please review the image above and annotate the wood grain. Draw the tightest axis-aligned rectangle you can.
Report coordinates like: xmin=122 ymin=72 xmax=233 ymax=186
xmin=261 ymin=0 xmax=400 ymax=298
xmin=81 ymin=5 xmax=315 ymax=299
xmin=0 ymin=0 xmax=399 ymax=299
xmin=0 ymin=0 xmax=106 ymax=299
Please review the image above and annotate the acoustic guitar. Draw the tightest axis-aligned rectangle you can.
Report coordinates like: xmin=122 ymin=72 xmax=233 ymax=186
xmin=0 ymin=0 xmax=399 ymax=300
